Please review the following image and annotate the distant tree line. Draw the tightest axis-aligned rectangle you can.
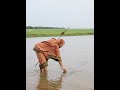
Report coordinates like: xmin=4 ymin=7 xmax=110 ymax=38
xmin=26 ymin=26 xmax=65 ymax=29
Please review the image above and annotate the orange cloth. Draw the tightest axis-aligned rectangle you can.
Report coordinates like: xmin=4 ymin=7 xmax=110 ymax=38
xmin=33 ymin=38 xmax=65 ymax=64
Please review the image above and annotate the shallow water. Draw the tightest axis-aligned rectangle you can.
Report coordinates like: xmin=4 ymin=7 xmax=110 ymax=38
xmin=26 ymin=35 xmax=94 ymax=90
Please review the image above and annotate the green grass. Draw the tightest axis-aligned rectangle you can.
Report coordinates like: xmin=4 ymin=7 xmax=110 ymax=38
xmin=26 ymin=29 xmax=94 ymax=37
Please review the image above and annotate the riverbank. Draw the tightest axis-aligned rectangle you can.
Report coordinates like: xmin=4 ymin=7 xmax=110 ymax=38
xmin=26 ymin=29 xmax=94 ymax=37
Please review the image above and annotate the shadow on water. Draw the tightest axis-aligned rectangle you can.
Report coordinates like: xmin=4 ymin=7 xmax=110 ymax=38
xmin=37 ymin=72 xmax=66 ymax=90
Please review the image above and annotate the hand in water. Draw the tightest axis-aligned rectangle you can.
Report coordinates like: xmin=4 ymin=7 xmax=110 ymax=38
xmin=63 ymin=67 xmax=67 ymax=73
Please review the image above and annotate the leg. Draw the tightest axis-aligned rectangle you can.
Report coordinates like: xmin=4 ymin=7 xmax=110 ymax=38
xmin=44 ymin=66 xmax=48 ymax=75
xmin=36 ymin=52 xmax=48 ymax=73
xmin=39 ymin=63 xmax=48 ymax=74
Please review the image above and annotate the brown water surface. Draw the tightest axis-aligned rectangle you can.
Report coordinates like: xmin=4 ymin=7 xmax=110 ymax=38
xmin=26 ymin=35 xmax=94 ymax=90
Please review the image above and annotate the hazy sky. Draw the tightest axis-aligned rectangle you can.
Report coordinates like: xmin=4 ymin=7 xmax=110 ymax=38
xmin=26 ymin=0 xmax=94 ymax=29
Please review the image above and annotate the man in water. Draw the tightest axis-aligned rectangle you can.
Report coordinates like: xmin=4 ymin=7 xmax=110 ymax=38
xmin=33 ymin=38 xmax=67 ymax=73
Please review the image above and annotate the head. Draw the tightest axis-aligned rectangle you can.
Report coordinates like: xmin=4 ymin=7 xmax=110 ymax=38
xmin=57 ymin=39 xmax=65 ymax=48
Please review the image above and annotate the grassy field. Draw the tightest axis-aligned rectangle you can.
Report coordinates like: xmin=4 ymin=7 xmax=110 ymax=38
xmin=26 ymin=29 xmax=94 ymax=37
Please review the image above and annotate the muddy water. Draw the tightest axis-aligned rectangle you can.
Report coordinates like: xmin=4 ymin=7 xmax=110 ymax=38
xmin=26 ymin=35 xmax=94 ymax=90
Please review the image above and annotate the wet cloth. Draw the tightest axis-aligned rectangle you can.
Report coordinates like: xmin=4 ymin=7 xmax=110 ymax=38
xmin=33 ymin=38 xmax=65 ymax=69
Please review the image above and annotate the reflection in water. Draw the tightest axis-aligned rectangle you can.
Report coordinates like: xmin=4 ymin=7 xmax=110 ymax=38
xmin=26 ymin=36 xmax=94 ymax=90
xmin=37 ymin=73 xmax=65 ymax=90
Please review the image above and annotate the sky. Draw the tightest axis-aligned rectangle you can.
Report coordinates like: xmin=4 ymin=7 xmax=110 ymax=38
xmin=26 ymin=0 xmax=94 ymax=29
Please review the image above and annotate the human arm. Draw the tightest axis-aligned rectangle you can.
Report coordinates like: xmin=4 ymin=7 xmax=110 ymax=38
xmin=58 ymin=60 xmax=67 ymax=73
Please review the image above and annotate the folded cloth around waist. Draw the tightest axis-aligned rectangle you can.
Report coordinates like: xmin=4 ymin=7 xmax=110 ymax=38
xmin=49 ymin=55 xmax=62 ymax=62
xmin=39 ymin=62 xmax=48 ymax=69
